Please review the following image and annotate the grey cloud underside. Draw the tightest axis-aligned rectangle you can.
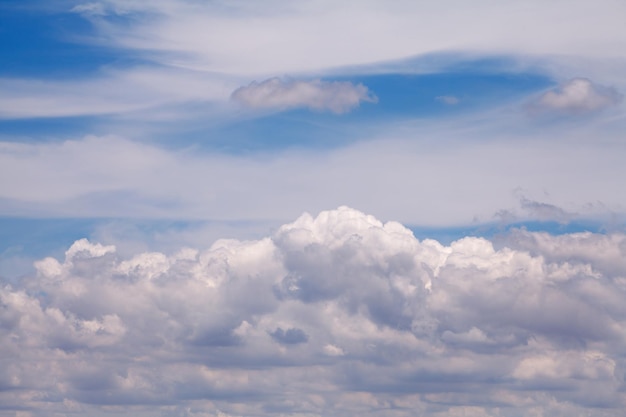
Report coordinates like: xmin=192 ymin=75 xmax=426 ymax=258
xmin=2 ymin=207 xmax=626 ymax=416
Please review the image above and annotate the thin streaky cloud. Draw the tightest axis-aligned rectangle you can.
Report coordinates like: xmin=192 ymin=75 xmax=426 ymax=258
xmin=62 ymin=0 xmax=626 ymax=75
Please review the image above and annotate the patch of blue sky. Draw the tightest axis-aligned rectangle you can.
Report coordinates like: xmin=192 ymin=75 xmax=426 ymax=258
xmin=0 ymin=116 xmax=104 ymax=142
xmin=340 ymin=70 xmax=554 ymax=118
xmin=0 ymin=216 xmax=279 ymax=280
xmin=0 ymin=217 xmax=99 ymax=281
xmin=206 ymin=70 xmax=555 ymax=153
xmin=0 ymin=217 xmax=197 ymax=281
xmin=409 ymin=219 xmax=617 ymax=246
xmin=0 ymin=2 xmax=151 ymax=79
xmin=0 ymin=217 xmax=98 ymax=259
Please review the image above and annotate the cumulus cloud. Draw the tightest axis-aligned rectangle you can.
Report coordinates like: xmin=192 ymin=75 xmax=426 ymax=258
xmin=231 ymin=78 xmax=377 ymax=114
xmin=3 ymin=207 xmax=626 ymax=416
xmin=530 ymin=78 xmax=623 ymax=115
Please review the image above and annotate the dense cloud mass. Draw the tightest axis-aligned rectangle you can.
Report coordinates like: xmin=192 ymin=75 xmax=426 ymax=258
xmin=231 ymin=78 xmax=377 ymax=114
xmin=2 ymin=207 xmax=626 ymax=416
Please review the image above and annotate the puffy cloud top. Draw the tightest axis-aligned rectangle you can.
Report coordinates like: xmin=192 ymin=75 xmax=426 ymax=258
xmin=231 ymin=78 xmax=378 ymax=114
xmin=3 ymin=207 xmax=626 ymax=416
xmin=531 ymin=78 xmax=623 ymax=115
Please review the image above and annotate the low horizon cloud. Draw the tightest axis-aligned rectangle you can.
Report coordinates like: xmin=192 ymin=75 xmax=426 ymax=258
xmin=2 ymin=206 xmax=626 ymax=416
xmin=231 ymin=78 xmax=378 ymax=114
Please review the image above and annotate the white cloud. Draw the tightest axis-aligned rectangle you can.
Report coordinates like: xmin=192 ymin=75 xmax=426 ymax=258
xmin=67 ymin=0 xmax=626 ymax=75
xmin=1 ymin=123 xmax=626 ymax=225
xmin=70 ymin=3 xmax=108 ymax=17
xmin=3 ymin=206 xmax=626 ymax=416
xmin=531 ymin=78 xmax=623 ymax=115
xmin=3 ymin=2 xmax=625 ymax=122
xmin=0 ymin=67 xmax=238 ymax=119
xmin=231 ymin=78 xmax=377 ymax=114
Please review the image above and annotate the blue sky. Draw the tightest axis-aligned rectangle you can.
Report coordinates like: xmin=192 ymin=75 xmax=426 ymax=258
xmin=2 ymin=1 xmax=626 ymax=416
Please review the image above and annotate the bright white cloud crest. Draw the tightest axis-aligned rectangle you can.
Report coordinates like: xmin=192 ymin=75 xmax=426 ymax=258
xmin=532 ymin=78 xmax=623 ymax=114
xmin=3 ymin=207 xmax=626 ymax=416
xmin=231 ymin=78 xmax=377 ymax=114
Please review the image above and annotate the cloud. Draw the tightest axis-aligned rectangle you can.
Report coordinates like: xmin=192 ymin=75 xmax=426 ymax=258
xmin=519 ymin=197 xmax=576 ymax=223
xmin=436 ymin=95 xmax=460 ymax=105
xmin=2 ymin=126 xmax=626 ymax=226
xmin=231 ymin=78 xmax=377 ymax=114
xmin=3 ymin=207 xmax=626 ymax=416
xmin=0 ymin=67 xmax=238 ymax=119
xmin=70 ymin=3 xmax=108 ymax=17
xmin=530 ymin=78 xmax=623 ymax=115
xmin=269 ymin=327 xmax=309 ymax=345
xmin=63 ymin=0 xmax=626 ymax=75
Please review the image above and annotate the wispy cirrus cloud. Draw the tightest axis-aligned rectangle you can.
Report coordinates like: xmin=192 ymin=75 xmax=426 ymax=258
xmin=70 ymin=2 xmax=108 ymax=16
xmin=0 ymin=67 xmax=238 ymax=119
xmin=64 ymin=0 xmax=626 ymax=75
xmin=231 ymin=78 xmax=377 ymax=114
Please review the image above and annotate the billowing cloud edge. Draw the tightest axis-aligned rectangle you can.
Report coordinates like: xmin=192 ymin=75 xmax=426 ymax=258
xmin=2 ymin=206 xmax=626 ymax=416
xmin=528 ymin=77 xmax=623 ymax=115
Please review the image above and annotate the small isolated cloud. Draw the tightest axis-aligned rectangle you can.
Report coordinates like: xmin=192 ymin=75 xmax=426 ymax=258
xmin=530 ymin=78 xmax=622 ymax=115
xmin=70 ymin=3 xmax=108 ymax=17
xmin=436 ymin=95 xmax=460 ymax=105
xmin=231 ymin=78 xmax=378 ymax=114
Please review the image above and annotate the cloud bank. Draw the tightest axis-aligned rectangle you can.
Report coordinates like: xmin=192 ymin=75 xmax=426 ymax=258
xmin=231 ymin=78 xmax=377 ymax=114
xmin=2 ymin=132 xmax=625 ymax=225
xmin=2 ymin=207 xmax=626 ymax=416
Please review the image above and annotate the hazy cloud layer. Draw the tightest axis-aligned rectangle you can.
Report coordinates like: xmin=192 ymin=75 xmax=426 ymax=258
xmin=530 ymin=78 xmax=623 ymax=115
xmin=1 ymin=131 xmax=625 ymax=225
xmin=64 ymin=0 xmax=626 ymax=75
xmin=0 ymin=68 xmax=237 ymax=119
xmin=2 ymin=207 xmax=626 ymax=416
xmin=231 ymin=78 xmax=377 ymax=114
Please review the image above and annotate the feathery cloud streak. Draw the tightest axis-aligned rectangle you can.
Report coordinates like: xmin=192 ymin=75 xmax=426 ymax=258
xmin=66 ymin=0 xmax=626 ymax=75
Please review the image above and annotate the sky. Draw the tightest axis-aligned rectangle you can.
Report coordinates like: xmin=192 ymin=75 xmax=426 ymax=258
xmin=1 ymin=1 xmax=626 ymax=416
